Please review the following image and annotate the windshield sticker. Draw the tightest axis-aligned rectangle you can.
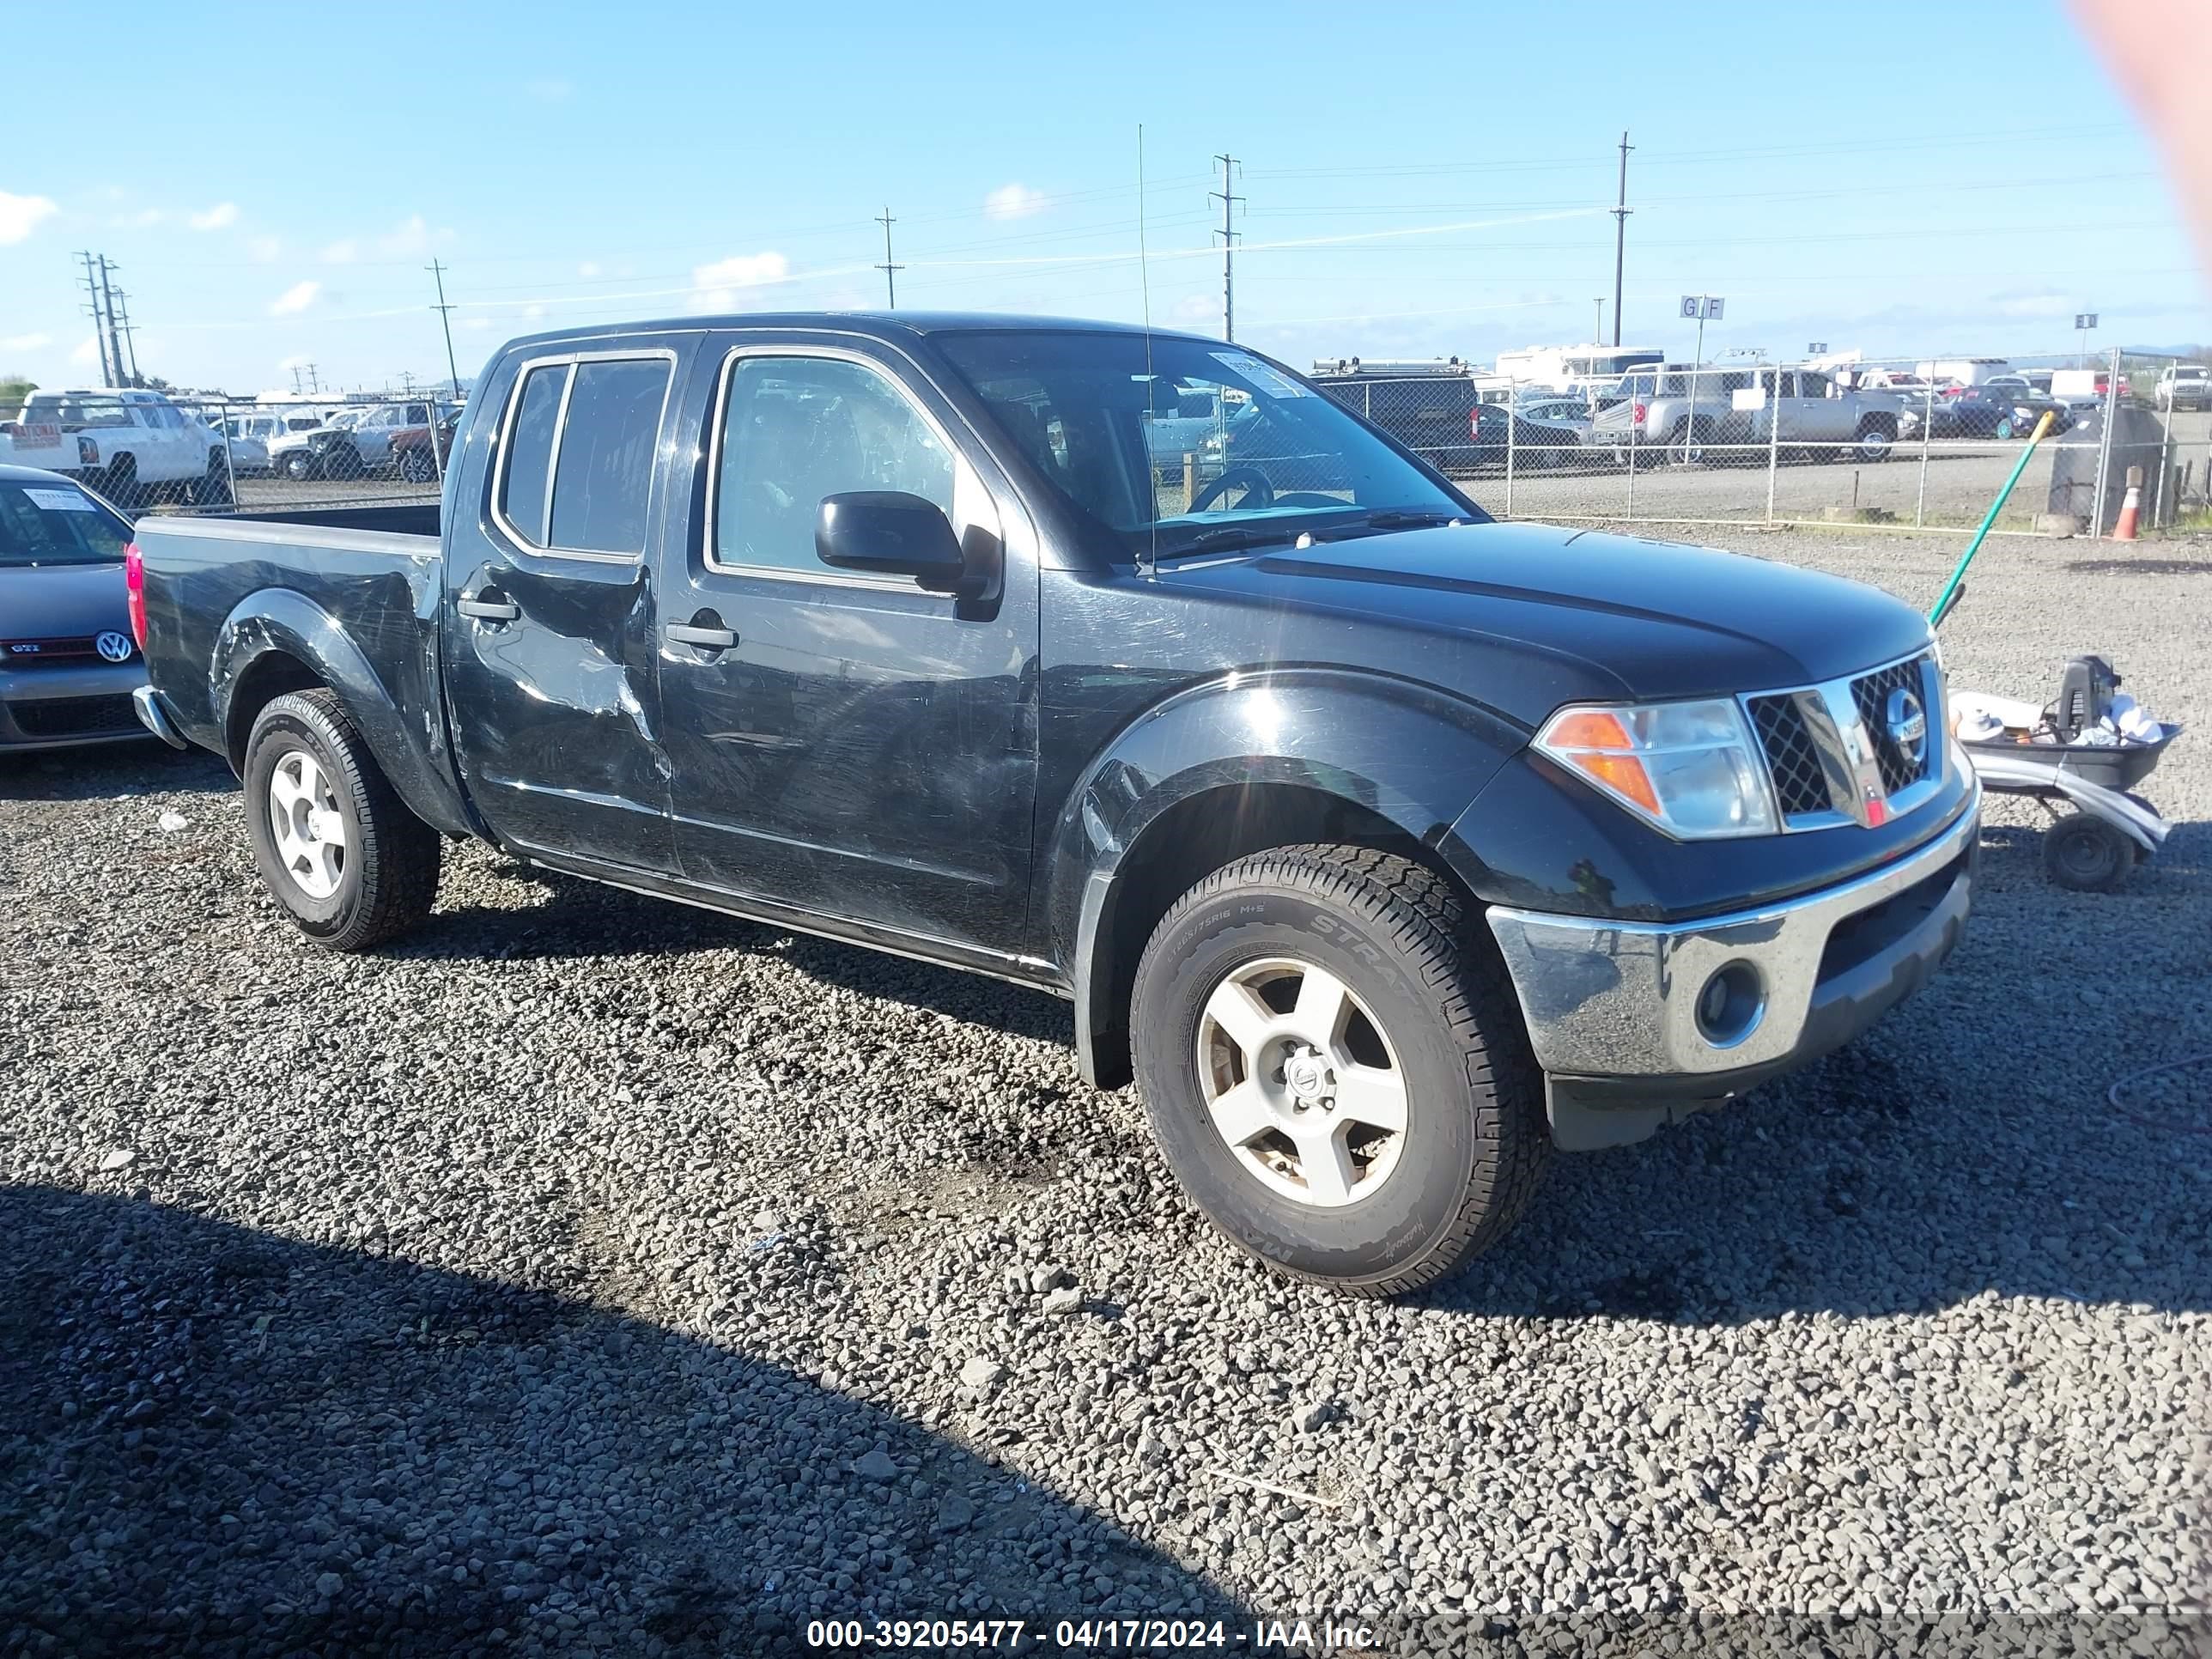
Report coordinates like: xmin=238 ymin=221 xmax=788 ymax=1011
xmin=1210 ymin=351 xmax=1308 ymax=398
xmin=22 ymin=488 xmax=96 ymax=513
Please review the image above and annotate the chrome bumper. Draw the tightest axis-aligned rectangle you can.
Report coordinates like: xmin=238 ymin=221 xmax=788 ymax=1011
xmin=133 ymin=684 xmax=191 ymax=749
xmin=1486 ymin=788 xmax=1978 ymax=1145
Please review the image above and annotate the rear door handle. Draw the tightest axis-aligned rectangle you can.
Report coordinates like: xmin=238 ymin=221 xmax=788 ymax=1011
xmin=665 ymin=623 xmax=738 ymax=649
xmin=457 ymin=594 xmax=520 ymax=622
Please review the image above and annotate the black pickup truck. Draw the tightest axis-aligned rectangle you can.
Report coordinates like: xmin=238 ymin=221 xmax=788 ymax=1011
xmin=131 ymin=314 xmax=1978 ymax=1296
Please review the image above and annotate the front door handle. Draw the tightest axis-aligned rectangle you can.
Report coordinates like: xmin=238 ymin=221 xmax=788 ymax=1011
xmin=457 ymin=593 xmax=520 ymax=622
xmin=665 ymin=623 xmax=738 ymax=649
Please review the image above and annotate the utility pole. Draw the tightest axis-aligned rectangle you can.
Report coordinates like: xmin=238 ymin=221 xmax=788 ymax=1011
xmin=112 ymin=289 xmax=143 ymax=387
xmin=291 ymin=363 xmax=306 ymax=394
xmin=96 ymin=257 xmax=127 ymax=389
xmin=1212 ymin=154 xmax=1243 ymax=342
xmin=874 ymin=208 xmax=902 ymax=310
xmin=427 ymin=260 xmax=464 ymax=400
xmin=76 ymin=252 xmax=115 ymax=385
xmin=1611 ymin=131 xmax=1632 ymax=349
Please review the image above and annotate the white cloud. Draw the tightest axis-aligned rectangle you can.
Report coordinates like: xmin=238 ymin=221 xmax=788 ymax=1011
xmin=691 ymin=251 xmax=790 ymax=310
xmin=459 ymin=316 xmax=495 ymax=331
xmin=1993 ymin=291 xmax=2073 ymax=319
xmin=321 ymin=238 xmax=359 ymax=264
xmin=115 ymin=207 xmax=165 ymax=228
xmin=577 ymin=261 xmax=601 ymax=278
xmin=984 ymin=183 xmax=1050 ymax=222
xmin=1170 ymin=295 xmax=1218 ymax=326
xmin=0 ymin=190 xmax=61 ymax=244
xmin=248 ymin=234 xmax=283 ymax=263
xmin=276 ymin=354 xmax=312 ymax=372
xmin=188 ymin=202 xmax=240 ymax=232
xmin=270 ymin=280 xmax=321 ymax=317
xmin=71 ymin=336 xmax=101 ymax=365
xmin=377 ymin=214 xmax=437 ymax=257
xmin=0 ymin=331 xmax=50 ymax=352
xmin=527 ymin=77 xmax=573 ymax=102
xmin=521 ymin=303 xmax=546 ymax=321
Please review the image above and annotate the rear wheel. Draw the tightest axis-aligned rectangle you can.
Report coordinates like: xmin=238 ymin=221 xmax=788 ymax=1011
xmin=323 ymin=441 xmax=363 ymax=481
xmin=1130 ymin=844 xmax=1547 ymax=1297
xmin=1854 ymin=419 xmax=1896 ymax=463
xmin=1671 ymin=416 xmax=1710 ymax=465
xmin=397 ymin=445 xmax=437 ymax=484
xmin=242 ymin=690 xmax=441 ymax=950
xmin=101 ymin=453 xmax=139 ymax=507
xmin=191 ymin=448 xmax=234 ymax=507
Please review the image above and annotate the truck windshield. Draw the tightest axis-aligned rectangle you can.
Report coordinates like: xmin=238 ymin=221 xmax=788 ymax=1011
xmin=0 ymin=481 xmax=132 ymax=567
xmin=937 ymin=331 xmax=1478 ymax=559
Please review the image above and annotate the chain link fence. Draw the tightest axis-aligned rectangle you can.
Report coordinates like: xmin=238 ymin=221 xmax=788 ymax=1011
xmin=0 ymin=388 xmax=454 ymax=519
xmin=1306 ymin=347 xmax=2210 ymax=538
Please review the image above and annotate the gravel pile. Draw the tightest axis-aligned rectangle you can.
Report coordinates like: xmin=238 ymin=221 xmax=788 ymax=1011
xmin=3 ymin=528 xmax=2207 ymax=1656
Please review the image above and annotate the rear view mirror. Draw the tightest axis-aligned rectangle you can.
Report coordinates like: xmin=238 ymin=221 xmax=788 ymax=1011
xmin=815 ymin=491 xmax=969 ymax=592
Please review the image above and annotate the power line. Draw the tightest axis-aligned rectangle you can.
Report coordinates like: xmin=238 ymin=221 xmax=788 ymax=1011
xmin=875 ymin=207 xmax=903 ymax=309
xmin=1212 ymin=154 xmax=1243 ymax=341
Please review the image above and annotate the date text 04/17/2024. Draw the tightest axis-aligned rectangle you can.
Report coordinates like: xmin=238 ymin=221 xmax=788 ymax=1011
xmin=801 ymin=1618 xmax=1382 ymax=1650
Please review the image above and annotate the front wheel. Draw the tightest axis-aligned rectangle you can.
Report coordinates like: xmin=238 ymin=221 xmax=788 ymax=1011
xmin=242 ymin=690 xmax=442 ymax=950
xmin=1854 ymin=420 xmax=1895 ymax=463
xmin=282 ymin=450 xmax=316 ymax=482
xmin=397 ymin=446 xmax=437 ymax=484
xmin=1130 ymin=844 xmax=1547 ymax=1297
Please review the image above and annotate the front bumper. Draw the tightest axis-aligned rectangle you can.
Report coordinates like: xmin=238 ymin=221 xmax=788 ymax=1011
xmin=0 ymin=660 xmax=150 ymax=750
xmin=1486 ymin=787 xmax=1978 ymax=1149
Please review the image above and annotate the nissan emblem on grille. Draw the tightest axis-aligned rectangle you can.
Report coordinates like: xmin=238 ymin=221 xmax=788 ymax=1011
xmin=1886 ymin=686 xmax=1927 ymax=770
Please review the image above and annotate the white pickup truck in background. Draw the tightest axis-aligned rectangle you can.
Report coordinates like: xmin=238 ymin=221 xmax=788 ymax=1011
xmin=3 ymin=388 xmax=229 ymax=508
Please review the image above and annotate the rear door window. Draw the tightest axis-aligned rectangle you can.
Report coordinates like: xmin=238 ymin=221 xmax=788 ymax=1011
xmin=496 ymin=364 xmax=569 ymax=544
xmin=547 ymin=358 xmax=672 ymax=556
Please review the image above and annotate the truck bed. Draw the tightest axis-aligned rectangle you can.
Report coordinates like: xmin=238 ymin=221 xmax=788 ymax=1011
xmin=133 ymin=503 xmax=474 ymax=834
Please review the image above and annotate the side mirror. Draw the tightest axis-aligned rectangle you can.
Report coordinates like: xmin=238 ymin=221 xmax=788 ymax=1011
xmin=815 ymin=491 xmax=969 ymax=592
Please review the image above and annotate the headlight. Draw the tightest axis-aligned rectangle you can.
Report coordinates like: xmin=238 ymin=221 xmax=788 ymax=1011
xmin=1534 ymin=698 xmax=1778 ymax=839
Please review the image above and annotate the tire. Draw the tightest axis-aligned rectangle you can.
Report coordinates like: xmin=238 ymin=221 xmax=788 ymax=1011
xmin=241 ymin=689 xmax=441 ymax=950
xmin=192 ymin=449 xmax=234 ymax=507
xmin=1129 ymin=843 xmax=1548 ymax=1297
xmin=1670 ymin=418 xmax=1707 ymax=465
xmin=1854 ymin=419 xmax=1896 ymax=463
xmin=324 ymin=441 xmax=363 ymax=481
xmin=1993 ymin=416 xmax=2015 ymax=441
xmin=102 ymin=453 xmax=139 ymax=507
xmin=397 ymin=445 xmax=436 ymax=485
xmin=2041 ymin=814 xmax=2134 ymax=893
xmin=282 ymin=450 xmax=316 ymax=482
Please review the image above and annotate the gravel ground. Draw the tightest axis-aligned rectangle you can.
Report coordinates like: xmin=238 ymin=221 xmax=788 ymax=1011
xmin=3 ymin=527 xmax=2209 ymax=1657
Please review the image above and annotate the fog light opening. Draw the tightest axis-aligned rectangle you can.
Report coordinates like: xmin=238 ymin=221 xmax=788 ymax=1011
xmin=1695 ymin=961 xmax=1765 ymax=1048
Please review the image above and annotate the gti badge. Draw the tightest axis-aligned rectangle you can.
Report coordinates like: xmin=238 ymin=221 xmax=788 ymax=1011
xmin=95 ymin=630 xmax=134 ymax=664
xmin=1885 ymin=686 xmax=1926 ymax=770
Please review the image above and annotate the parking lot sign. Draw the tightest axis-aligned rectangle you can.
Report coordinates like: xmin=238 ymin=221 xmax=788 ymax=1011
xmin=1680 ymin=294 xmax=1725 ymax=322
xmin=2075 ymin=313 xmax=2098 ymax=330
xmin=1808 ymin=341 xmax=1827 ymax=355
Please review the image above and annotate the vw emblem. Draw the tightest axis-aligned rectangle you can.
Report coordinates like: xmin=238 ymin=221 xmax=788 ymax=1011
xmin=1885 ymin=686 xmax=1927 ymax=769
xmin=94 ymin=630 xmax=134 ymax=664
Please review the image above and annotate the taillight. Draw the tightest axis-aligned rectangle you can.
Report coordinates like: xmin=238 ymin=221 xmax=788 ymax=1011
xmin=1632 ymin=400 xmax=1648 ymax=425
xmin=125 ymin=541 xmax=147 ymax=648
xmin=1471 ymin=408 xmax=1484 ymax=439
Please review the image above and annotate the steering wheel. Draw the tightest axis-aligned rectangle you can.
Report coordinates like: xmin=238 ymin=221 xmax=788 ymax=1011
xmin=1188 ymin=465 xmax=1275 ymax=514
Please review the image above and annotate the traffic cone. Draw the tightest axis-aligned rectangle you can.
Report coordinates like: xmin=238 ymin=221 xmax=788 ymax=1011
xmin=2113 ymin=464 xmax=2142 ymax=542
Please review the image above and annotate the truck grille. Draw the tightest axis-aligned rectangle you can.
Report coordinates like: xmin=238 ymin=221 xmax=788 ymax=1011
xmin=12 ymin=696 xmax=142 ymax=738
xmin=1850 ymin=656 xmax=1934 ymax=795
xmin=1747 ymin=652 xmax=1937 ymax=825
xmin=1747 ymin=696 xmax=1831 ymax=816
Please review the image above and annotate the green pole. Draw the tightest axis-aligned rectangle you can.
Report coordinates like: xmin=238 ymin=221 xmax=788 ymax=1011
xmin=1929 ymin=410 xmax=2056 ymax=626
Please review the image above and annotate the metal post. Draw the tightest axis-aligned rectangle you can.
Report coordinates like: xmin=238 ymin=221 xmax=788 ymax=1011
xmin=1504 ymin=376 xmax=1516 ymax=518
xmin=2092 ymin=345 xmax=2120 ymax=536
xmin=217 ymin=398 xmax=237 ymax=508
xmin=1688 ymin=310 xmax=1706 ymax=461
xmin=1765 ymin=363 xmax=1781 ymax=524
xmin=1913 ymin=384 xmax=1933 ymax=528
xmin=1610 ymin=132 xmax=1631 ymax=348
xmin=1626 ymin=393 xmax=1638 ymax=521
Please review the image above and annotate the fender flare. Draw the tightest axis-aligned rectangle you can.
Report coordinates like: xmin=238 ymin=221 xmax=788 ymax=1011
xmin=1043 ymin=668 xmax=1527 ymax=1087
xmin=211 ymin=588 xmax=476 ymax=836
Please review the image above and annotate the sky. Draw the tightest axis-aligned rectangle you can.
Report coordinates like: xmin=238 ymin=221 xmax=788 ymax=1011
xmin=0 ymin=0 xmax=2203 ymax=398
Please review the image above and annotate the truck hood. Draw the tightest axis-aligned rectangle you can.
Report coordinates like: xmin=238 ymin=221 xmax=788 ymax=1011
xmin=1158 ymin=521 xmax=1933 ymax=726
xmin=0 ymin=561 xmax=130 ymax=641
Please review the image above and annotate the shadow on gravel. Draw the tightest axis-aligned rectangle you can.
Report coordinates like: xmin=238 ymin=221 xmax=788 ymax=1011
xmin=0 ymin=744 xmax=231 ymax=805
xmin=1419 ymin=823 xmax=2212 ymax=1328
xmin=0 ymin=1186 xmax=1239 ymax=1657
xmin=402 ymin=874 xmax=1077 ymax=1048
